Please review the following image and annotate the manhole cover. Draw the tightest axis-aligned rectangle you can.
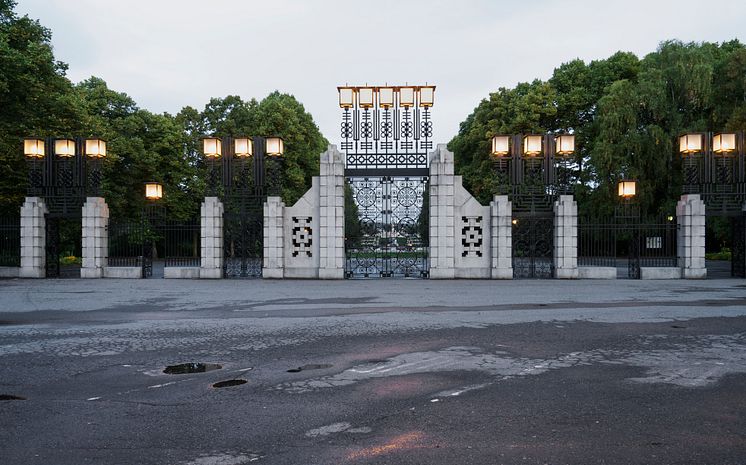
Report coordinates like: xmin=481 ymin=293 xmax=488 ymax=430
xmin=163 ymin=363 xmax=222 ymax=375
xmin=0 ymin=394 xmax=26 ymax=401
xmin=212 ymin=379 xmax=248 ymax=388
xmin=287 ymin=364 xmax=333 ymax=373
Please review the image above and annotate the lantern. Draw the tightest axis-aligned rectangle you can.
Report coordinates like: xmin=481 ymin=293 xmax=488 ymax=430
xmin=419 ymin=86 xmax=435 ymax=107
xmin=399 ymin=87 xmax=415 ymax=107
xmin=85 ymin=139 xmax=107 ymax=158
xmin=234 ymin=138 xmax=253 ymax=158
xmin=54 ymin=139 xmax=76 ymax=158
xmin=203 ymin=137 xmax=222 ymax=159
xmin=713 ymin=133 xmax=736 ymax=154
xmin=491 ymin=136 xmax=510 ymax=157
xmin=145 ymin=182 xmax=163 ymax=201
xmin=522 ymin=135 xmax=542 ymax=156
xmin=618 ymin=180 xmax=636 ymax=199
xmin=679 ymin=134 xmax=702 ymax=155
xmin=24 ymin=138 xmax=45 ymax=159
xmin=379 ymin=87 xmax=394 ymax=108
xmin=555 ymin=135 xmax=575 ymax=156
xmin=338 ymin=87 xmax=354 ymax=108
xmin=358 ymin=87 xmax=374 ymax=108
xmin=265 ymin=137 xmax=284 ymax=157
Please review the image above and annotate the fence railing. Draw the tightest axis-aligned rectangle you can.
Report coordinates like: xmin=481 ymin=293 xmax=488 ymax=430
xmin=107 ymin=221 xmax=145 ymax=268
xmin=0 ymin=216 xmax=21 ymax=267
xmin=163 ymin=221 xmax=200 ymax=267
xmin=638 ymin=221 xmax=678 ymax=267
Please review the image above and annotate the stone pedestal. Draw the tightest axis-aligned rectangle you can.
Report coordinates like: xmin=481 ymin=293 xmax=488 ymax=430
xmin=490 ymin=195 xmax=513 ymax=279
xmin=554 ymin=195 xmax=578 ymax=279
xmin=80 ymin=197 xmax=109 ymax=278
xmin=263 ymin=196 xmax=285 ymax=278
xmin=676 ymin=194 xmax=706 ymax=279
xmin=199 ymin=197 xmax=223 ymax=279
xmin=19 ymin=197 xmax=47 ymax=278
xmin=318 ymin=146 xmax=345 ymax=279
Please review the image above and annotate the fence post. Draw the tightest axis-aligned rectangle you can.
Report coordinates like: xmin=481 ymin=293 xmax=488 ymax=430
xmin=199 ymin=197 xmax=223 ymax=279
xmin=263 ymin=196 xmax=285 ymax=278
xmin=490 ymin=195 xmax=513 ymax=279
xmin=554 ymin=195 xmax=578 ymax=279
xmin=318 ymin=145 xmax=345 ymax=279
xmin=676 ymin=194 xmax=706 ymax=279
xmin=19 ymin=197 xmax=47 ymax=278
xmin=429 ymin=145 xmax=456 ymax=279
xmin=80 ymin=197 xmax=109 ymax=278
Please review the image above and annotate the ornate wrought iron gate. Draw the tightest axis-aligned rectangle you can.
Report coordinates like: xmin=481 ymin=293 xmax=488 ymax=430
xmin=512 ymin=215 xmax=554 ymax=278
xmin=345 ymin=176 xmax=428 ymax=278
xmin=223 ymin=206 xmax=263 ymax=278
xmin=45 ymin=216 xmax=82 ymax=278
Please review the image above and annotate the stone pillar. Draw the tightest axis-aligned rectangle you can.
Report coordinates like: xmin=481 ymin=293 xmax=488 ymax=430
xmin=80 ymin=197 xmax=109 ymax=278
xmin=554 ymin=195 xmax=579 ymax=279
xmin=19 ymin=197 xmax=47 ymax=278
xmin=263 ymin=196 xmax=285 ymax=278
xmin=318 ymin=145 xmax=345 ymax=279
xmin=429 ymin=144 xmax=456 ymax=279
xmin=676 ymin=194 xmax=706 ymax=279
xmin=490 ymin=195 xmax=513 ymax=279
xmin=199 ymin=197 xmax=223 ymax=279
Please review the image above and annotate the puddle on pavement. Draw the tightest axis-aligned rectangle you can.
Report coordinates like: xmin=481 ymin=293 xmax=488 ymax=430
xmin=212 ymin=379 xmax=248 ymax=388
xmin=0 ymin=394 xmax=26 ymax=401
xmin=287 ymin=364 xmax=333 ymax=373
xmin=164 ymin=363 xmax=222 ymax=375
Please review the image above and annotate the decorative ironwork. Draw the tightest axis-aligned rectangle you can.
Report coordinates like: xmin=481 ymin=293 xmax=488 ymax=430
xmin=45 ymin=217 xmax=82 ymax=278
xmin=345 ymin=176 xmax=428 ymax=278
xmin=461 ymin=216 xmax=483 ymax=257
xmin=163 ymin=220 xmax=201 ymax=267
xmin=107 ymin=220 xmax=149 ymax=277
xmin=223 ymin=211 xmax=263 ymax=278
xmin=732 ymin=216 xmax=745 ymax=278
xmin=0 ymin=216 xmax=21 ymax=267
xmin=292 ymin=217 xmax=312 ymax=257
xmin=512 ymin=215 xmax=554 ymax=278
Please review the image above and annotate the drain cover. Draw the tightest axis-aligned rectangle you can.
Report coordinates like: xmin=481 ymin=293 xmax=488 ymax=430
xmin=212 ymin=379 xmax=248 ymax=388
xmin=0 ymin=394 xmax=26 ymax=401
xmin=163 ymin=363 xmax=222 ymax=375
xmin=287 ymin=364 xmax=333 ymax=373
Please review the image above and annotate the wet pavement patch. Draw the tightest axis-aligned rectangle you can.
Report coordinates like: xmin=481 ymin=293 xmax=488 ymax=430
xmin=0 ymin=394 xmax=26 ymax=401
xmin=163 ymin=363 xmax=222 ymax=375
xmin=212 ymin=379 xmax=248 ymax=388
xmin=671 ymin=325 xmax=687 ymax=329
xmin=287 ymin=364 xmax=333 ymax=373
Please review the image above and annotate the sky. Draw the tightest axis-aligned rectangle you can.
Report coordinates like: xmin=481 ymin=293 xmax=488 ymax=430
xmin=15 ymin=0 xmax=746 ymax=146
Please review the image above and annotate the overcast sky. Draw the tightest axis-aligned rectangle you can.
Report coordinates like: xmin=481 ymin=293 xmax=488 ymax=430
xmin=16 ymin=0 xmax=746 ymax=146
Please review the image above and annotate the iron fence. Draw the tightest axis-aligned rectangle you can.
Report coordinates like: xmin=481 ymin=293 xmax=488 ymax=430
xmin=578 ymin=220 xmax=616 ymax=267
xmin=638 ymin=220 xmax=678 ymax=267
xmin=0 ymin=216 xmax=21 ymax=267
xmin=163 ymin=220 xmax=200 ymax=267
xmin=107 ymin=221 xmax=146 ymax=268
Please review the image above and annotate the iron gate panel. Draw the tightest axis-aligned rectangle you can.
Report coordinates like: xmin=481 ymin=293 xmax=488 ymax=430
xmin=107 ymin=221 xmax=149 ymax=278
xmin=512 ymin=216 xmax=554 ymax=279
xmin=0 ymin=216 xmax=21 ymax=267
xmin=223 ymin=210 xmax=263 ymax=278
xmin=345 ymin=176 xmax=428 ymax=278
xmin=732 ymin=216 xmax=745 ymax=278
xmin=45 ymin=217 xmax=82 ymax=278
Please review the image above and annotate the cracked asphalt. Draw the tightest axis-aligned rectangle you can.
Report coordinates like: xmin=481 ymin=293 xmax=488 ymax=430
xmin=1 ymin=278 xmax=746 ymax=464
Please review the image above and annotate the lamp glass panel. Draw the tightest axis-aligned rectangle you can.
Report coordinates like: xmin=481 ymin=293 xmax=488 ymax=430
xmin=713 ymin=133 xmax=736 ymax=153
xmin=523 ymin=135 xmax=542 ymax=155
xmin=24 ymin=139 xmax=45 ymax=158
xmin=234 ymin=138 xmax=253 ymax=157
xmin=679 ymin=134 xmax=702 ymax=154
xmin=266 ymin=137 xmax=284 ymax=156
xmin=419 ymin=87 xmax=434 ymax=107
xmin=618 ymin=181 xmax=636 ymax=198
xmin=85 ymin=139 xmax=106 ymax=158
xmin=339 ymin=88 xmax=354 ymax=108
xmin=379 ymin=87 xmax=394 ymax=107
xmin=54 ymin=139 xmax=76 ymax=157
xmin=145 ymin=183 xmax=163 ymax=200
xmin=203 ymin=138 xmax=222 ymax=158
xmin=491 ymin=136 xmax=510 ymax=156
xmin=556 ymin=135 xmax=575 ymax=155
xmin=399 ymin=87 xmax=415 ymax=107
xmin=358 ymin=88 xmax=374 ymax=108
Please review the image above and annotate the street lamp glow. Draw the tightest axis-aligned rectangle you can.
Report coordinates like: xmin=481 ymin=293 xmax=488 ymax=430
xmin=85 ymin=139 xmax=107 ymax=158
xmin=145 ymin=182 xmax=163 ymax=201
xmin=54 ymin=139 xmax=76 ymax=158
xmin=265 ymin=137 xmax=284 ymax=157
xmin=23 ymin=138 xmax=45 ymax=158
xmin=679 ymin=134 xmax=703 ymax=154
xmin=712 ymin=133 xmax=736 ymax=154
xmin=618 ymin=180 xmax=636 ymax=198
xmin=202 ymin=138 xmax=222 ymax=159
xmin=419 ymin=86 xmax=435 ymax=107
xmin=522 ymin=135 xmax=542 ymax=156
xmin=234 ymin=138 xmax=253 ymax=158
xmin=378 ymin=87 xmax=394 ymax=108
xmin=491 ymin=136 xmax=510 ymax=157
xmin=338 ymin=87 xmax=354 ymax=108
xmin=555 ymin=135 xmax=575 ymax=156
xmin=399 ymin=87 xmax=415 ymax=108
xmin=358 ymin=87 xmax=374 ymax=108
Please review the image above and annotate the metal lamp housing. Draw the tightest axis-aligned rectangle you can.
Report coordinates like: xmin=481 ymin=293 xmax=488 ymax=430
xmin=24 ymin=138 xmax=45 ymax=158
xmin=85 ymin=139 xmax=107 ymax=158
xmin=378 ymin=87 xmax=394 ymax=108
xmin=54 ymin=139 xmax=76 ymax=158
xmin=522 ymin=135 xmax=543 ymax=156
xmin=419 ymin=86 xmax=435 ymax=107
xmin=265 ymin=137 xmax=284 ymax=157
xmin=555 ymin=135 xmax=575 ymax=156
xmin=399 ymin=87 xmax=415 ymax=108
xmin=203 ymin=138 xmax=222 ymax=159
xmin=713 ymin=133 xmax=736 ymax=155
xmin=491 ymin=135 xmax=510 ymax=157
xmin=145 ymin=182 xmax=163 ymax=201
xmin=234 ymin=138 xmax=253 ymax=158
xmin=338 ymin=87 xmax=354 ymax=108
xmin=679 ymin=134 xmax=703 ymax=155
xmin=358 ymin=87 xmax=374 ymax=108
xmin=618 ymin=180 xmax=636 ymax=198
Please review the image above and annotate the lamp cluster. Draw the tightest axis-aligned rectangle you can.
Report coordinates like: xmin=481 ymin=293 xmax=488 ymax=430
xmin=23 ymin=137 xmax=107 ymax=159
xmin=679 ymin=132 xmax=739 ymax=155
xmin=201 ymin=136 xmax=285 ymax=158
xmin=490 ymin=134 xmax=575 ymax=158
xmin=338 ymin=85 xmax=435 ymax=109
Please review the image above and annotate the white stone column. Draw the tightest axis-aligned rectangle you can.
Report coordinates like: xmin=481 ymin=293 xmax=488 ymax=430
xmin=19 ymin=197 xmax=47 ymax=278
xmin=80 ymin=197 xmax=109 ymax=278
xmin=490 ymin=195 xmax=513 ymax=279
xmin=318 ymin=145 xmax=345 ymax=279
xmin=199 ymin=197 xmax=223 ymax=279
xmin=263 ymin=196 xmax=285 ymax=278
xmin=676 ymin=194 xmax=706 ymax=279
xmin=429 ymin=144 xmax=456 ymax=279
xmin=554 ymin=195 xmax=579 ymax=279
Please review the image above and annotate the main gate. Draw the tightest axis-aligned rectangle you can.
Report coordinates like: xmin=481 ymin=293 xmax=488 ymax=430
xmin=512 ymin=214 xmax=553 ymax=278
xmin=338 ymin=85 xmax=434 ymax=279
xmin=223 ymin=203 xmax=263 ymax=278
